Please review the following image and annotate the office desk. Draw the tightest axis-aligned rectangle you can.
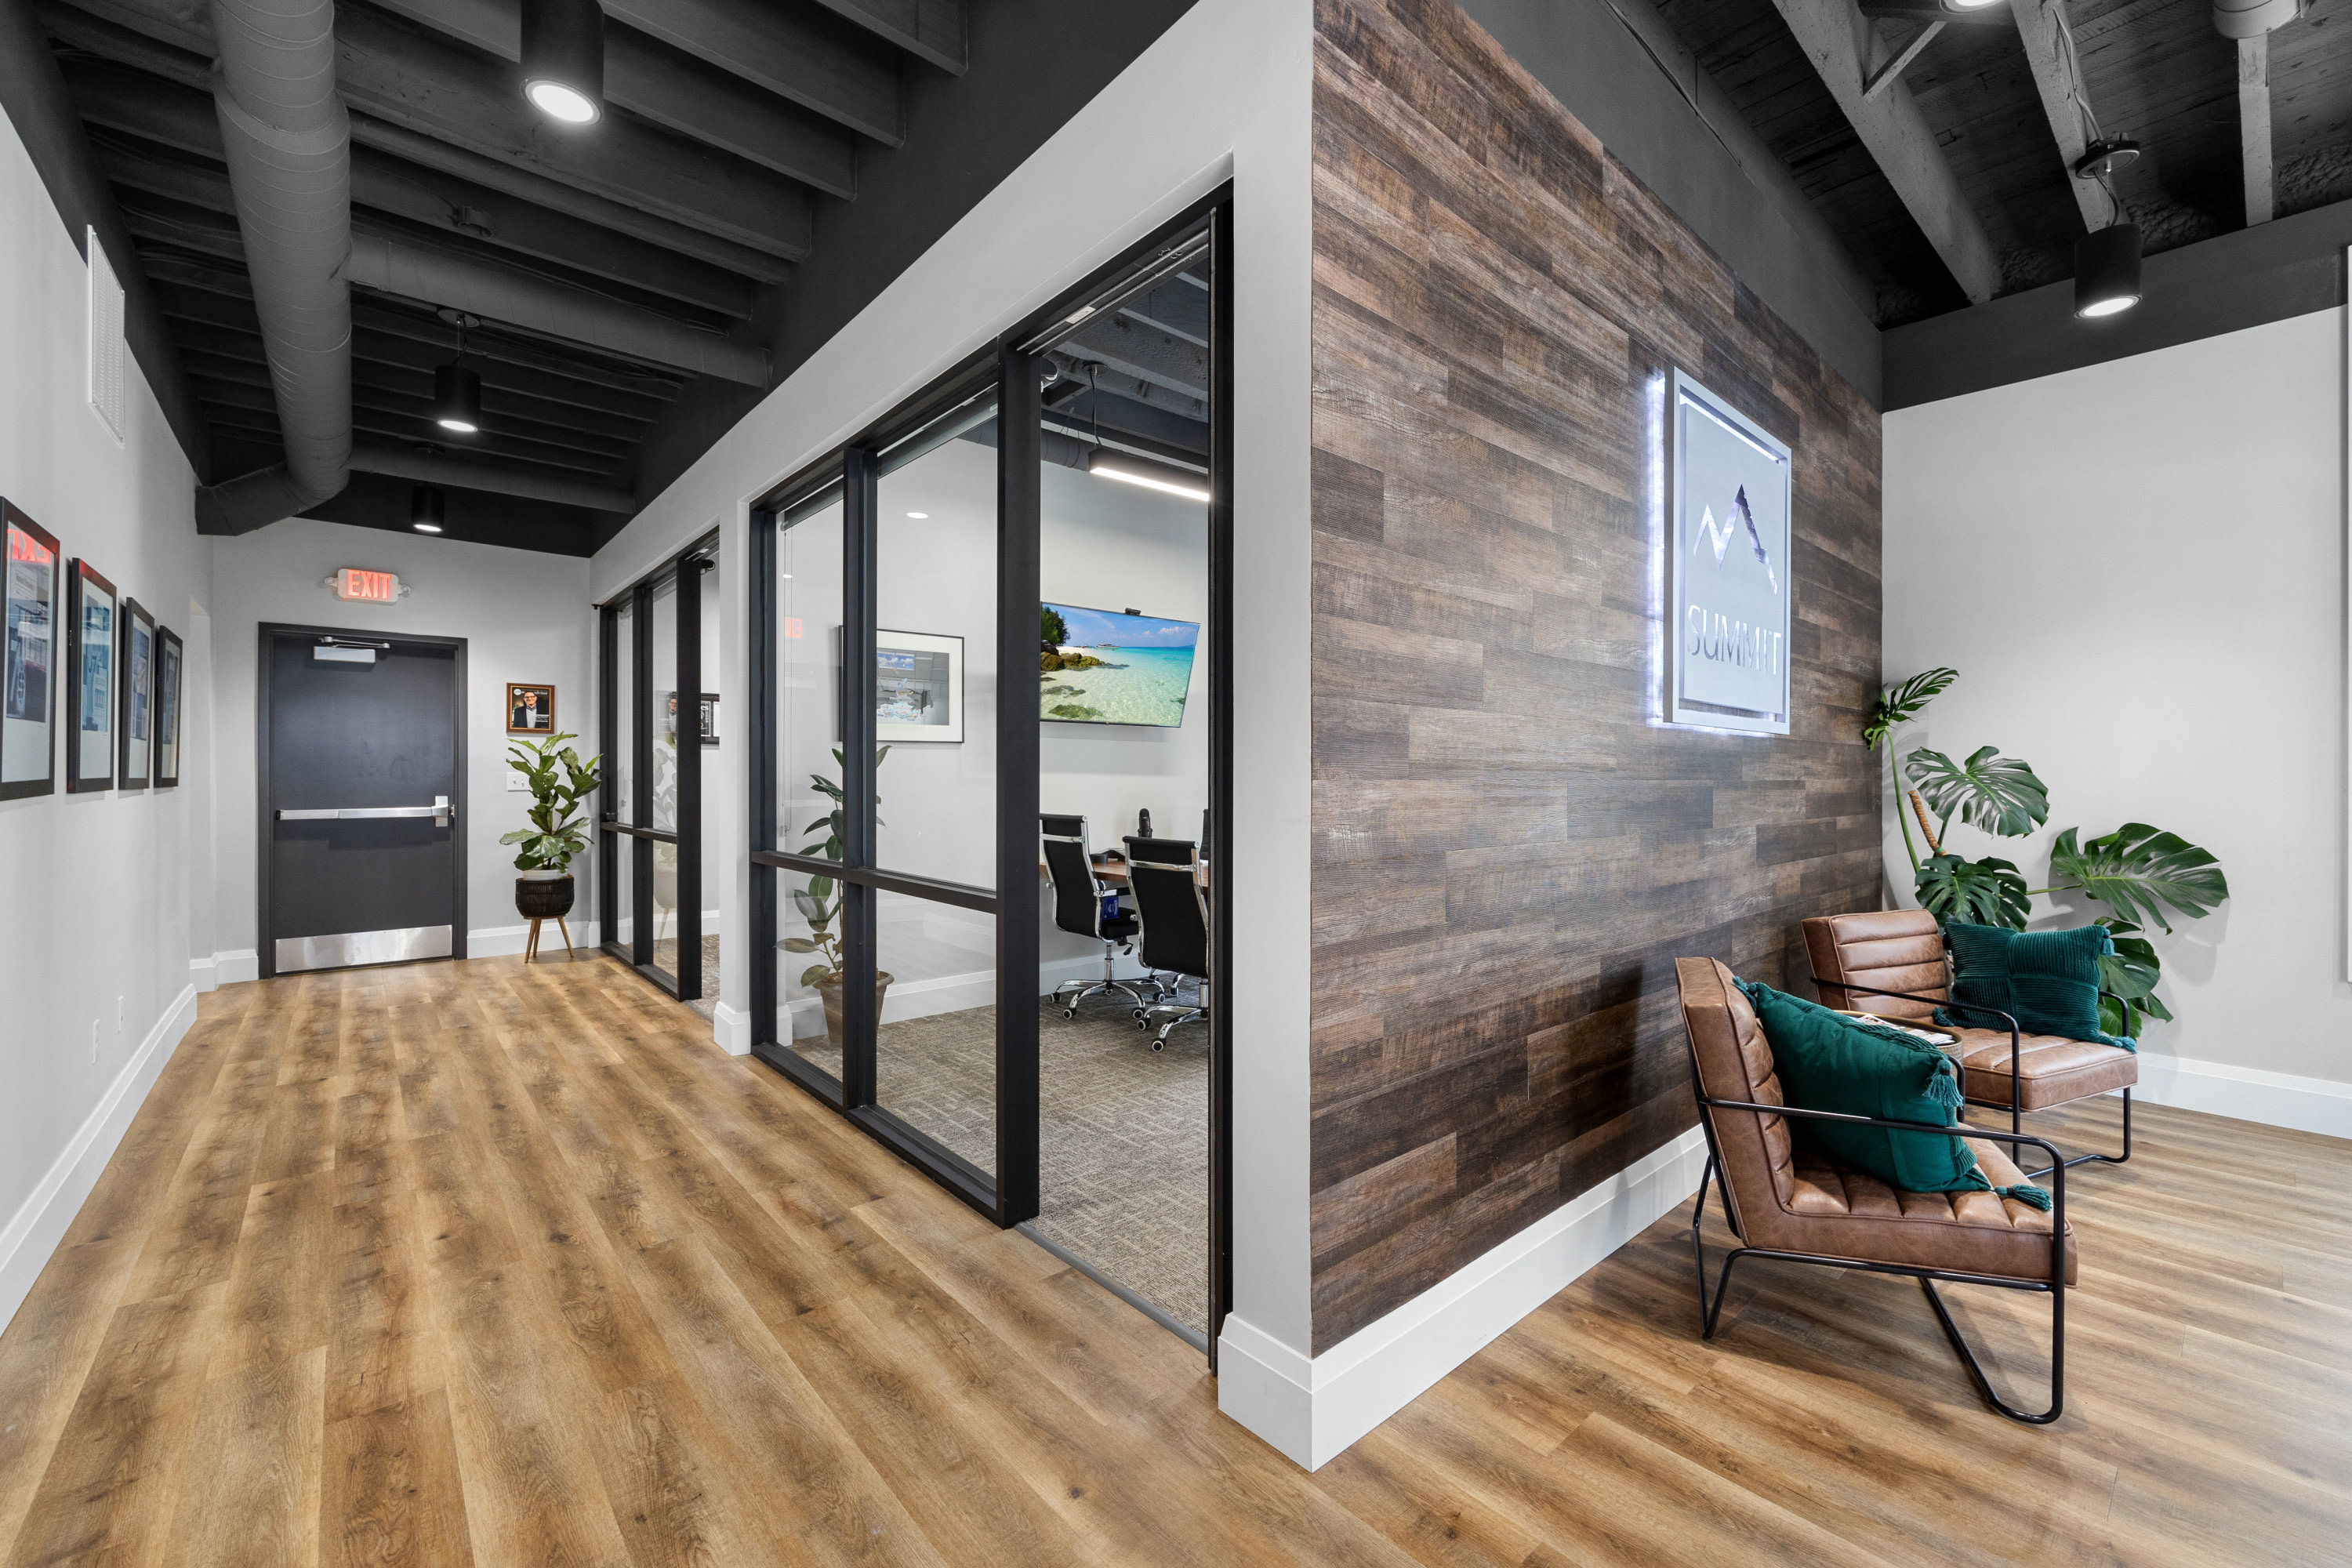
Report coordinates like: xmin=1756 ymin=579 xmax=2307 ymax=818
xmin=1039 ymin=857 xmax=1210 ymax=889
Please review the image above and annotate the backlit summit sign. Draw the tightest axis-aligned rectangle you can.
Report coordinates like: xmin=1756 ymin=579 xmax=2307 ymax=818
xmin=1667 ymin=369 xmax=1792 ymax=735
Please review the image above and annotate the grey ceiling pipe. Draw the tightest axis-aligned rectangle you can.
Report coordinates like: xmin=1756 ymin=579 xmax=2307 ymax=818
xmin=349 ymin=441 xmax=637 ymax=514
xmin=193 ymin=0 xmax=353 ymax=535
xmin=340 ymin=234 xmax=771 ymax=387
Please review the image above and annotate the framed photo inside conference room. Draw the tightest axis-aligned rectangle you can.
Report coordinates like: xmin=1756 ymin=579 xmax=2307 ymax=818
xmin=506 ymin=681 xmax=555 ymax=734
xmin=118 ymin=597 xmax=154 ymax=790
xmin=1 ymin=501 xmax=61 ymax=800
xmin=875 ymin=629 xmax=963 ymax=743
xmin=154 ymin=624 xmax=183 ymax=787
xmin=1664 ymin=368 xmax=1793 ymax=736
xmin=65 ymin=557 xmax=116 ymax=792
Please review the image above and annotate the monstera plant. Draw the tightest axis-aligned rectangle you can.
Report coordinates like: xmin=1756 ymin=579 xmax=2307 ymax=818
xmin=1864 ymin=669 xmax=2229 ymax=1036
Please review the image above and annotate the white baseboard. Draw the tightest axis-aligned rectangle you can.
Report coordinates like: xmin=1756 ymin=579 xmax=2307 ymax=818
xmin=189 ymin=953 xmax=218 ymax=993
xmin=467 ymin=920 xmax=602 ymax=958
xmin=0 ymin=983 xmax=199 ymax=1337
xmin=712 ymin=1000 xmax=751 ymax=1056
xmin=1217 ymin=1126 xmax=1711 ymax=1471
xmin=212 ymin=949 xmax=258 ymax=985
xmin=2131 ymin=1052 xmax=2352 ymax=1140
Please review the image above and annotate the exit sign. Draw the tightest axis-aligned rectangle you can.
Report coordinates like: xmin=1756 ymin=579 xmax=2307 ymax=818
xmin=332 ymin=567 xmax=402 ymax=603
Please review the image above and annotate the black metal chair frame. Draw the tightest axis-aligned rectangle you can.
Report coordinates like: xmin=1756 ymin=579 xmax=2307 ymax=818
xmin=1688 ymin=1077 xmax=2071 ymax=1425
xmin=1124 ymin=837 xmax=1210 ymax=1052
xmin=1040 ymin=816 xmax=1163 ymax=1020
xmin=1810 ymin=977 xmax=2132 ymax=1178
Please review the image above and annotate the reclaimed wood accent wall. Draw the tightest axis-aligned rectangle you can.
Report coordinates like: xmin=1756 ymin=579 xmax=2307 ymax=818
xmin=1308 ymin=0 xmax=1886 ymax=1349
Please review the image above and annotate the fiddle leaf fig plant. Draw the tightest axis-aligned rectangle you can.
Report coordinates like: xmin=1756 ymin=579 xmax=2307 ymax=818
xmin=777 ymin=746 xmax=889 ymax=988
xmin=499 ymin=731 xmax=603 ymax=873
xmin=1864 ymin=669 xmax=2229 ymax=1036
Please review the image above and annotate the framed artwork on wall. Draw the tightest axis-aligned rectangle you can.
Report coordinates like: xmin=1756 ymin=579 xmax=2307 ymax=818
xmin=697 ymin=694 xmax=719 ymax=746
xmin=2 ymin=500 xmax=61 ymax=801
xmin=1664 ymin=368 xmax=1795 ymax=737
xmin=119 ymin=597 xmax=154 ymax=789
xmin=875 ymin=630 xmax=962 ymax=743
xmin=65 ymin=558 xmax=116 ymax=793
xmin=154 ymin=624 xmax=183 ymax=787
xmin=506 ymin=681 xmax=555 ymax=734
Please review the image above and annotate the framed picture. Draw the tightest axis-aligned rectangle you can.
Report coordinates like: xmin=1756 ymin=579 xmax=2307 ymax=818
xmin=1 ymin=501 xmax=60 ymax=801
xmin=506 ymin=681 xmax=555 ymax=734
xmin=154 ymin=625 xmax=183 ymax=787
xmin=693 ymin=693 xmax=718 ymax=746
xmin=118 ymin=597 xmax=154 ymax=789
xmin=875 ymin=630 xmax=963 ymax=743
xmin=65 ymin=559 xmax=116 ymax=793
xmin=1664 ymin=368 xmax=1794 ymax=736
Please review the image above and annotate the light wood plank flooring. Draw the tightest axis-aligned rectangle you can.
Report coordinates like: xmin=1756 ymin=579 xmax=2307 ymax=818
xmin=1 ymin=955 xmax=2343 ymax=1566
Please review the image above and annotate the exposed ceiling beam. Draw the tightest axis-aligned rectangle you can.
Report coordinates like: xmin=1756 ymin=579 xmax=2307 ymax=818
xmin=1060 ymin=313 xmax=1207 ymax=401
xmin=364 ymin=0 xmax=857 ymax=197
xmin=198 ymin=388 xmax=616 ymax=477
xmin=187 ymin=363 xmax=629 ymax=469
xmin=1769 ymin=0 xmax=2003 ymax=303
xmin=601 ymin=0 xmax=901 ymax=145
xmin=1861 ymin=20 xmax=1942 ymax=101
xmin=811 ymin=0 xmax=964 ymax=75
xmin=2239 ymin=34 xmax=2273 ymax=226
xmin=84 ymin=108 xmax=757 ymax=319
xmin=350 ymin=439 xmax=637 ymax=512
xmin=328 ymin=3 xmax=812 ymax=259
xmin=2005 ymin=0 xmax=2109 ymax=230
xmin=342 ymin=233 xmax=771 ymax=385
xmin=43 ymin=5 xmax=798 ymax=279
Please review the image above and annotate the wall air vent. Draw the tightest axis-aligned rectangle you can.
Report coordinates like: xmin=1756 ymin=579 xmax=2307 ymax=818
xmin=86 ymin=228 xmax=125 ymax=442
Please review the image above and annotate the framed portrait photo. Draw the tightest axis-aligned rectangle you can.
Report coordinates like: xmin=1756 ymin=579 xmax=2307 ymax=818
xmin=506 ymin=681 xmax=555 ymax=735
xmin=65 ymin=559 xmax=116 ymax=793
xmin=2 ymin=500 xmax=61 ymax=801
xmin=119 ymin=597 xmax=154 ymax=790
xmin=154 ymin=624 xmax=183 ymax=787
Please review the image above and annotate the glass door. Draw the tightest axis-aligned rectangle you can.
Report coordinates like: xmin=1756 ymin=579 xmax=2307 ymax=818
xmin=598 ymin=543 xmax=710 ymax=1000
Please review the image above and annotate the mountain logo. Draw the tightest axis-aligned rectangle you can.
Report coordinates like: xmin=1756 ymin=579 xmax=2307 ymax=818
xmin=1690 ymin=485 xmax=1780 ymax=594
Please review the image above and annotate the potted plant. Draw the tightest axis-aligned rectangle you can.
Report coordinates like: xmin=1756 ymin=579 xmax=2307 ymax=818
xmin=500 ymin=731 xmax=604 ymax=932
xmin=780 ymin=745 xmax=890 ymax=1047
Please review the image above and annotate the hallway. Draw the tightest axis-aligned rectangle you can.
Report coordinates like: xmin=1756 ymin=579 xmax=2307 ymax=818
xmin=0 ymin=958 xmax=2343 ymax=1566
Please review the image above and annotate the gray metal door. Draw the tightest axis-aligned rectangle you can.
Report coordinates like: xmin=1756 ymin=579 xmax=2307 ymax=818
xmin=263 ymin=626 xmax=465 ymax=975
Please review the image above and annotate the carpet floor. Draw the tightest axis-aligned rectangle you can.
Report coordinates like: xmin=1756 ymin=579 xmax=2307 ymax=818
xmin=788 ymin=999 xmax=1208 ymax=1333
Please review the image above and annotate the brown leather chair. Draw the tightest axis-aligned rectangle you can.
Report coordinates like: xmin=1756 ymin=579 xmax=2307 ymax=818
xmin=1677 ymin=956 xmax=2073 ymax=1423
xmin=1804 ymin=909 xmax=2136 ymax=1172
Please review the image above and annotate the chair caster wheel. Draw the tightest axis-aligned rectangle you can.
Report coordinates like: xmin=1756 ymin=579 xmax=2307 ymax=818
xmin=1062 ymin=1008 xmax=1078 ymax=1020
xmin=1151 ymin=1040 xmax=1166 ymax=1051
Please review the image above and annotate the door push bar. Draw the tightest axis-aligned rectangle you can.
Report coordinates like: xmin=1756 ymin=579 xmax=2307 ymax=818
xmin=278 ymin=794 xmax=453 ymax=826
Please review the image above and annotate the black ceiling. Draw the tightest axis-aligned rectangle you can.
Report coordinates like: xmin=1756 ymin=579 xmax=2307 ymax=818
xmin=38 ymin=0 xmax=1199 ymax=554
xmin=1655 ymin=0 xmax=2352 ymax=326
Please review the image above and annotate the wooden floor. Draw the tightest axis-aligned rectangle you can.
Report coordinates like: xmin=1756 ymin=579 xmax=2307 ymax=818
xmin=2 ymin=955 xmax=2345 ymax=1566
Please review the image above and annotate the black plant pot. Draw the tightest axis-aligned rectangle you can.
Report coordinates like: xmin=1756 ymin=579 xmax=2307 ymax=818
xmin=515 ymin=873 xmax=575 ymax=920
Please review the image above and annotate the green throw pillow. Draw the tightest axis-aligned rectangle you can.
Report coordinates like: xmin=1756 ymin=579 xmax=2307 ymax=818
xmin=1733 ymin=980 xmax=2048 ymax=1209
xmin=1937 ymin=922 xmax=2136 ymax=1051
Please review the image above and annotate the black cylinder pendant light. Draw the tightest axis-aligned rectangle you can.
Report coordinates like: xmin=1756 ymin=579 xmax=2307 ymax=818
xmin=521 ymin=0 xmax=604 ymax=124
xmin=411 ymin=485 xmax=446 ymax=532
xmin=433 ymin=362 xmax=482 ymax=434
xmin=2074 ymin=223 xmax=2142 ymax=319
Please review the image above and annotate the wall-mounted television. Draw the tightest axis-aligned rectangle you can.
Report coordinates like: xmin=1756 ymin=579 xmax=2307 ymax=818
xmin=1040 ymin=601 xmax=1197 ymax=728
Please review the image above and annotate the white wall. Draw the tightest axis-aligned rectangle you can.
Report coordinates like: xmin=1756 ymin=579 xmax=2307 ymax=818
xmin=0 ymin=106 xmax=212 ymax=1330
xmin=590 ymin=0 xmax=1317 ymax=1366
xmin=1884 ymin=309 xmax=2352 ymax=1111
xmin=207 ymin=519 xmax=597 ymax=961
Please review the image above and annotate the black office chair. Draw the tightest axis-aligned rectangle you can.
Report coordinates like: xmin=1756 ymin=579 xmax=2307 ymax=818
xmin=1123 ymin=835 xmax=1209 ymax=1051
xmin=1041 ymin=814 xmax=1156 ymax=1018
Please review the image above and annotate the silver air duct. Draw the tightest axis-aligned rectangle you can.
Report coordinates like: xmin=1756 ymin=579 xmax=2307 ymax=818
xmin=194 ymin=0 xmax=352 ymax=535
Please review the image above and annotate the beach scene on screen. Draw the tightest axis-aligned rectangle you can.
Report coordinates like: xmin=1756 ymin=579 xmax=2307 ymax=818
xmin=1040 ymin=601 xmax=1197 ymax=727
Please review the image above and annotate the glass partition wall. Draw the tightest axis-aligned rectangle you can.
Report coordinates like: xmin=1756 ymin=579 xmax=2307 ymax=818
xmin=750 ymin=196 xmax=1234 ymax=1356
xmin=597 ymin=539 xmax=713 ymax=1000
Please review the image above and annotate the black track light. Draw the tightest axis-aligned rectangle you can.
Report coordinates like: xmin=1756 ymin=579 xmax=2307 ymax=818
xmin=2074 ymin=223 xmax=2142 ymax=319
xmin=433 ymin=362 xmax=482 ymax=434
xmin=411 ymin=485 xmax=446 ymax=532
xmin=521 ymin=0 xmax=604 ymax=124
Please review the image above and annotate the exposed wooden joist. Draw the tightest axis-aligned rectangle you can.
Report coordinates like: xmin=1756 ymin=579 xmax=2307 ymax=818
xmin=1062 ymin=313 xmax=1207 ymax=402
xmin=186 ymin=358 xmax=630 ymax=467
xmin=2005 ymin=0 xmax=2108 ymax=230
xmin=811 ymin=0 xmax=964 ymax=75
xmin=332 ymin=3 xmax=812 ymax=260
xmin=349 ymin=441 xmax=637 ymax=514
xmin=601 ymin=0 xmax=902 ymax=145
xmin=364 ymin=0 xmax=858 ymax=197
xmin=2239 ymin=34 xmax=2273 ymax=226
xmin=1768 ymin=0 xmax=2003 ymax=303
xmin=1862 ymin=20 xmax=1942 ymax=101
xmin=43 ymin=4 xmax=797 ymax=279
